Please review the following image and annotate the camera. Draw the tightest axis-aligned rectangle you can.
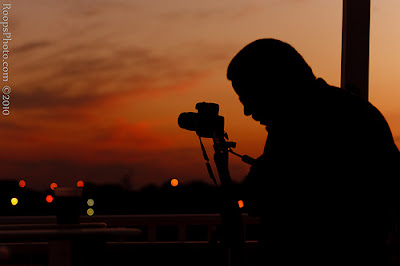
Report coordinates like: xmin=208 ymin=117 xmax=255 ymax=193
xmin=178 ymin=102 xmax=224 ymax=138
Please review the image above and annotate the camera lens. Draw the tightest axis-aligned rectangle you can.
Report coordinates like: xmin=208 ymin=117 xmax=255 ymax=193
xmin=178 ymin=112 xmax=199 ymax=132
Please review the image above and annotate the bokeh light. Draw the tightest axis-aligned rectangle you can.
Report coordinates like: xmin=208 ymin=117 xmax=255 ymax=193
xmin=238 ymin=200 xmax=244 ymax=209
xmin=19 ymin=180 xmax=26 ymax=188
xmin=11 ymin=198 xmax=18 ymax=206
xmin=46 ymin=195 xmax=54 ymax=203
xmin=77 ymin=180 xmax=84 ymax=187
xmin=50 ymin=182 xmax=58 ymax=190
xmin=87 ymin=199 xmax=94 ymax=207
xmin=170 ymin=179 xmax=179 ymax=187
xmin=87 ymin=208 xmax=94 ymax=216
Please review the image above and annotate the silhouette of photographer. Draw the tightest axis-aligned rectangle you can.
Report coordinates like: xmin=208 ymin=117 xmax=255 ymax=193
xmin=227 ymin=39 xmax=400 ymax=265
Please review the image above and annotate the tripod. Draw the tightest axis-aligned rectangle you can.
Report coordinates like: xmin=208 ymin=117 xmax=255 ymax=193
xmin=178 ymin=102 xmax=255 ymax=266
xmin=199 ymin=130 xmax=253 ymax=266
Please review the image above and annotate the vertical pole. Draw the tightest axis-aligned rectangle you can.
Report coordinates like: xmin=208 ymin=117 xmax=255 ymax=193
xmin=341 ymin=0 xmax=371 ymax=101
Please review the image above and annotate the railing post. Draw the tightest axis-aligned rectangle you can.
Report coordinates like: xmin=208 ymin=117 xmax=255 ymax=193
xmin=148 ymin=224 xmax=157 ymax=242
xmin=178 ymin=224 xmax=186 ymax=242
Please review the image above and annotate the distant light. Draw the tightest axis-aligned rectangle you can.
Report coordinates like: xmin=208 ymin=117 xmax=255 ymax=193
xmin=238 ymin=200 xmax=244 ymax=209
xmin=19 ymin=180 xmax=26 ymax=188
xmin=11 ymin=198 xmax=18 ymax=206
xmin=87 ymin=208 xmax=94 ymax=216
xmin=87 ymin=199 xmax=94 ymax=207
xmin=77 ymin=180 xmax=84 ymax=188
xmin=170 ymin=179 xmax=179 ymax=187
xmin=46 ymin=195 xmax=54 ymax=203
xmin=50 ymin=183 xmax=58 ymax=190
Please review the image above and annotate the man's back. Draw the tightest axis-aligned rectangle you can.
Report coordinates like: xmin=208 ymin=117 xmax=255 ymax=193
xmin=244 ymin=79 xmax=399 ymax=264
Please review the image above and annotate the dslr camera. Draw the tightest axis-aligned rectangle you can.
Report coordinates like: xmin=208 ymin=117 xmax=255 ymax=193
xmin=178 ymin=102 xmax=224 ymax=138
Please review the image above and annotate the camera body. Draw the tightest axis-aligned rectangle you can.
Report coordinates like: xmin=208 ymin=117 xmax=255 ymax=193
xmin=178 ymin=102 xmax=224 ymax=138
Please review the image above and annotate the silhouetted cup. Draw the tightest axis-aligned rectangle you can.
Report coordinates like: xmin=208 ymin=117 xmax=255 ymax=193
xmin=54 ymin=187 xmax=82 ymax=224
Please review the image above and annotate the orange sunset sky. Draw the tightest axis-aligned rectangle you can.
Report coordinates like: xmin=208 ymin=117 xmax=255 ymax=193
xmin=1 ymin=0 xmax=399 ymax=191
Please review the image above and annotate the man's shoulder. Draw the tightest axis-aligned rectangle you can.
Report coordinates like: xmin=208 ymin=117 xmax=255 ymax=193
xmin=316 ymin=78 xmax=386 ymax=124
xmin=315 ymin=78 xmax=398 ymax=153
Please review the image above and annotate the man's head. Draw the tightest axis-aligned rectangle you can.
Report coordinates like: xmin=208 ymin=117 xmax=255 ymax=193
xmin=227 ymin=38 xmax=316 ymax=127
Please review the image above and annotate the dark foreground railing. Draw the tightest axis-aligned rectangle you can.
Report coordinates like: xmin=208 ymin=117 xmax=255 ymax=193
xmin=0 ymin=214 xmax=261 ymax=266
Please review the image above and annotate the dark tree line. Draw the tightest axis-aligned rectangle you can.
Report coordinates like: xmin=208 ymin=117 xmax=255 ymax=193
xmin=0 ymin=180 xmax=247 ymax=216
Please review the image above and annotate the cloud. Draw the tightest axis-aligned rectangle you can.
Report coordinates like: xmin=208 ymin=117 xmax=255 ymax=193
xmin=11 ymin=69 xmax=208 ymax=111
xmin=90 ymin=119 xmax=174 ymax=152
xmin=11 ymin=0 xmax=240 ymax=112
xmin=158 ymin=2 xmax=265 ymax=22
xmin=11 ymin=87 xmax=101 ymax=110
xmin=0 ymin=114 xmax=176 ymax=162
xmin=0 ymin=120 xmax=27 ymax=131
xmin=13 ymin=41 xmax=52 ymax=53
xmin=12 ymin=41 xmax=218 ymax=110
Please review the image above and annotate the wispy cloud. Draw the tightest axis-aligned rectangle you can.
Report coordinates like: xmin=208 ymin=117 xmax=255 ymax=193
xmin=13 ymin=41 xmax=52 ymax=53
xmin=158 ymin=2 xmax=265 ymax=22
